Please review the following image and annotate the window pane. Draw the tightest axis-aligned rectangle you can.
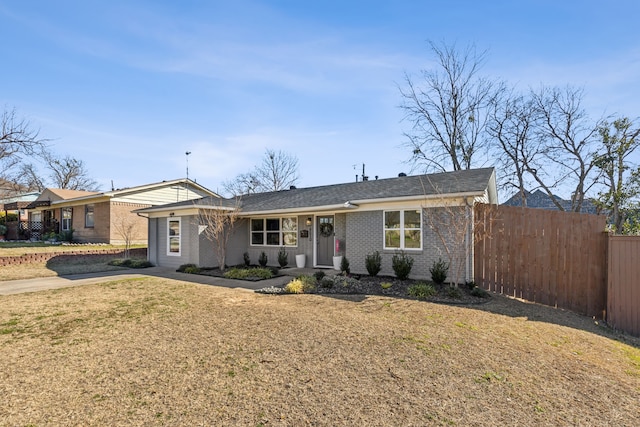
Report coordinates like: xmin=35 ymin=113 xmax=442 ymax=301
xmin=169 ymin=220 xmax=180 ymax=236
xmin=385 ymin=211 xmax=400 ymax=229
xmin=404 ymin=230 xmax=421 ymax=249
xmin=385 ymin=230 xmax=400 ymax=248
xmin=266 ymin=218 xmax=280 ymax=231
xmin=251 ymin=232 xmax=264 ymax=245
xmin=251 ymin=219 xmax=264 ymax=231
xmin=404 ymin=210 xmax=421 ymax=229
xmin=85 ymin=204 xmax=94 ymax=227
xmin=169 ymin=237 xmax=180 ymax=253
xmin=282 ymin=217 xmax=297 ymax=232
xmin=283 ymin=232 xmax=297 ymax=246
xmin=266 ymin=232 xmax=280 ymax=245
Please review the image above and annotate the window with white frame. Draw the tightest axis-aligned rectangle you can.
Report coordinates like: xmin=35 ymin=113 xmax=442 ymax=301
xmin=85 ymin=204 xmax=94 ymax=228
xmin=251 ymin=217 xmax=298 ymax=246
xmin=384 ymin=209 xmax=422 ymax=250
xmin=167 ymin=217 xmax=181 ymax=255
xmin=61 ymin=207 xmax=72 ymax=231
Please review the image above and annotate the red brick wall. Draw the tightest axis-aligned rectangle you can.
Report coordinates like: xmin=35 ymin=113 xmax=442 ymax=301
xmin=0 ymin=247 xmax=147 ymax=267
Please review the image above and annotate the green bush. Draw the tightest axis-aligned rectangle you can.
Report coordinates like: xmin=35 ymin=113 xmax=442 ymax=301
xmin=224 ymin=267 xmax=273 ymax=280
xmin=258 ymin=251 xmax=268 ymax=267
xmin=320 ymin=276 xmax=334 ymax=288
xmin=58 ymin=228 xmax=74 ymax=242
xmin=109 ymin=258 xmax=153 ymax=268
xmin=340 ymin=256 xmax=350 ymax=275
xmin=392 ymin=251 xmax=414 ymax=280
xmin=184 ymin=265 xmax=201 ymax=274
xmin=430 ymin=258 xmax=449 ymax=285
xmin=0 ymin=224 xmax=7 ymax=236
xmin=284 ymin=275 xmax=317 ymax=294
xmin=177 ymin=263 xmax=198 ymax=273
xmin=408 ymin=282 xmax=437 ymax=300
xmin=243 ymin=252 xmax=251 ymax=266
xmin=380 ymin=282 xmax=393 ymax=290
xmin=313 ymin=271 xmax=326 ymax=281
xmin=277 ymin=247 xmax=288 ymax=268
xmin=465 ymin=280 xmax=476 ymax=290
xmin=365 ymin=251 xmax=382 ymax=276
xmin=470 ymin=286 xmax=490 ymax=298
xmin=447 ymin=286 xmax=462 ymax=299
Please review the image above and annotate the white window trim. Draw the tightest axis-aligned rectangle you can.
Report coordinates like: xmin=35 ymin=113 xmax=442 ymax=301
xmin=61 ymin=207 xmax=72 ymax=231
xmin=250 ymin=216 xmax=298 ymax=247
xmin=167 ymin=217 xmax=182 ymax=256
xmin=383 ymin=209 xmax=423 ymax=251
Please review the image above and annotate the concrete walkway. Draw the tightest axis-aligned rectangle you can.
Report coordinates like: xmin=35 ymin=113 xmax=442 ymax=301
xmin=0 ymin=266 xmax=333 ymax=296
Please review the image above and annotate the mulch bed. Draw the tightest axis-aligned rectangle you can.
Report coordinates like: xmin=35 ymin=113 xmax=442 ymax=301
xmin=258 ymin=272 xmax=491 ymax=304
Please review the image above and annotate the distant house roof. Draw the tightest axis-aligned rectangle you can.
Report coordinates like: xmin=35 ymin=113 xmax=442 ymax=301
xmin=502 ymin=189 xmax=599 ymax=214
xmin=27 ymin=178 xmax=219 ymax=209
xmin=138 ymin=168 xmax=498 ymax=215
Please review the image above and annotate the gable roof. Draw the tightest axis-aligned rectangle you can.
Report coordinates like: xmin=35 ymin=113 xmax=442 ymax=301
xmin=138 ymin=167 xmax=497 ymax=215
xmin=27 ymin=179 xmax=219 ymax=209
xmin=502 ymin=189 xmax=599 ymax=214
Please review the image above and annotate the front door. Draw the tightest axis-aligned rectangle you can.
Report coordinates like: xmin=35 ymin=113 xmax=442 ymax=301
xmin=316 ymin=215 xmax=334 ymax=266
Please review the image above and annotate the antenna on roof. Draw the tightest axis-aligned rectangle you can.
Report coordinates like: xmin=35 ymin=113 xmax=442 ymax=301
xmin=111 ymin=180 xmax=114 ymax=191
xmin=185 ymin=151 xmax=192 ymax=201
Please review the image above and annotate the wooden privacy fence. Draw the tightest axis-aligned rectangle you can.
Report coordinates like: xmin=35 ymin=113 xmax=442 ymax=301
xmin=474 ymin=204 xmax=608 ymax=319
xmin=607 ymin=236 xmax=640 ymax=337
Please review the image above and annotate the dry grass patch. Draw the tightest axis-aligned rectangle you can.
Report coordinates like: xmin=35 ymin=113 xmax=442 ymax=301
xmin=0 ymin=277 xmax=638 ymax=426
xmin=0 ymin=257 xmax=127 ymax=281
xmin=0 ymin=242 xmax=144 ymax=257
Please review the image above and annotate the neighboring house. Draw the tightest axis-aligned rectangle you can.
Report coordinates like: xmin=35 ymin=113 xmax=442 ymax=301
xmin=26 ymin=179 xmax=218 ymax=244
xmin=0 ymin=191 xmax=41 ymax=240
xmin=503 ymin=189 xmax=599 ymax=214
xmin=137 ymin=168 xmax=498 ymax=281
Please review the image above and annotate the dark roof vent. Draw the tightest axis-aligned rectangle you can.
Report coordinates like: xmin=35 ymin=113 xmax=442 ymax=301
xmin=289 ymin=185 xmax=297 ymax=190
xmin=398 ymin=172 xmax=407 ymax=177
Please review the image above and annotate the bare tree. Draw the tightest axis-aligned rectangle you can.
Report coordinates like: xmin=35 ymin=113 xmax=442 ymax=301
xmin=528 ymin=85 xmax=604 ymax=212
xmin=43 ymin=152 xmax=100 ymax=191
xmin=399 ymin=41 xmax=501 ymax=172
xmin=593 ymin=117 xmax=640 ymax=233
xmin=1 ymin=108 xmax=45 ymax=185
xmin=223 ymin=149 xmax=299 ymax=195
xmin=14 ymin=163 xmax=46 ymax=192
xmin=112 ymin=212 xmax=145 ymax=259
xmin=198 ymin=198 xmax=242 ymax=272
xmin=487 ymin=91 xmax=540 ymax=206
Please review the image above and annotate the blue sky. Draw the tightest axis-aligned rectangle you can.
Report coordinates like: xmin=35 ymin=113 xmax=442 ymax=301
xmin=2 ymin=1 xmax=639 ymax=198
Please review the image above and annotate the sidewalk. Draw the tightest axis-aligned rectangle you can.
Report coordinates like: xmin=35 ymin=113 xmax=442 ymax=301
xmin=0 ymin=266 xmax=331 ymax=296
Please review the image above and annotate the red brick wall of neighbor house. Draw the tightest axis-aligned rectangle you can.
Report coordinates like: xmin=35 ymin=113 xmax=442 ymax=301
xmin=109 ymin=202 xmax=152 ymax=245
xmin=72 ymin=201 xmax=110 ymax=243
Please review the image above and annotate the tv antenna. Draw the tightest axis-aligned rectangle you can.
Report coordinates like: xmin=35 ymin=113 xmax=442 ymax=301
xmin=185 ymin=151 xmax=192 ymax=181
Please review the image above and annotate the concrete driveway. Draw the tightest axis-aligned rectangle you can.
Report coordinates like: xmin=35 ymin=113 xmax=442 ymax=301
xmin=0 ymin=266 xmax=302 ymax=296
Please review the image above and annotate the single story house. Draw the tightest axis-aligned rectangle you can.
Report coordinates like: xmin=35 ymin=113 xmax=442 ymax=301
xmin=27 ymin=179 xmax=218 ymax=244
xmin=1 ymin=191 xmax=41 ymax=240
xmin=137 ymin=168 xmax=498 ymax=281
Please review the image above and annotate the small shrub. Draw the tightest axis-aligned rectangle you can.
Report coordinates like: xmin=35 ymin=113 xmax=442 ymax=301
xmin=0 ymin=224 xmax=7 ymax=236
xmin=365 ymin=251 xmax=382 ymax=276
xmin=313 ymin=271 xmax=326 ymax=281
xmin=277 ymin=247 xmax=288 ymax=268
xmin=284 ymin=275 xmax=317 ymax=294
xmin=340 ymin=256 xmax=350 ymax=275
xmin=184 ymin=265 xmax=201 ymax=274
xmin=408 ymin=282 xmax=437 ymax=300
xmin=108 ymin=258 xmax=153 ymax=268
xmin=177 ymin=263 xmax=198 ymax=273
xmin=243 ymin=252 xmax=251 ymax=266
xmin=446 ymin=286 xmax=462 ymax=299
xmin=224 ymin=267 xmax=273 ymax=280
xmin=380 ymin=282 xmax=393 ymax=290
xmin=465 ymin=280 xmax=476 ymax=290
xmin=392 ymin=251 xmax=414 ymax=280
xmin=57 ymin=228 xmax=74 ymax=242
xmin=320 ymin=276 xmax=334 ymax=288
xmin=258 ymin=251 xmax=268 ymax=267
xmin=333 ymin=275 xmax=360 ymax=288
xmin=430 ymin=258 xmax=449 ymax=285
xmin=470 ymin=286 xmax=490 ymax=298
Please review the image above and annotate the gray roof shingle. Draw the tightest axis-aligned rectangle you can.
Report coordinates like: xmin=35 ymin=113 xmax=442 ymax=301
xmin=142 ymin=168 xmax=495 ymax=214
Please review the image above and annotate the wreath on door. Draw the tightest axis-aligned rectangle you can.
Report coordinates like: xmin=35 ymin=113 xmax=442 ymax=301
xmin=319 ymin=222 xmax=334 ymax=237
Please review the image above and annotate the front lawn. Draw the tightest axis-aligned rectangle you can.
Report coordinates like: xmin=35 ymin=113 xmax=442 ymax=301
xmin=0 ymin=277 xmax=638 ymax=426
